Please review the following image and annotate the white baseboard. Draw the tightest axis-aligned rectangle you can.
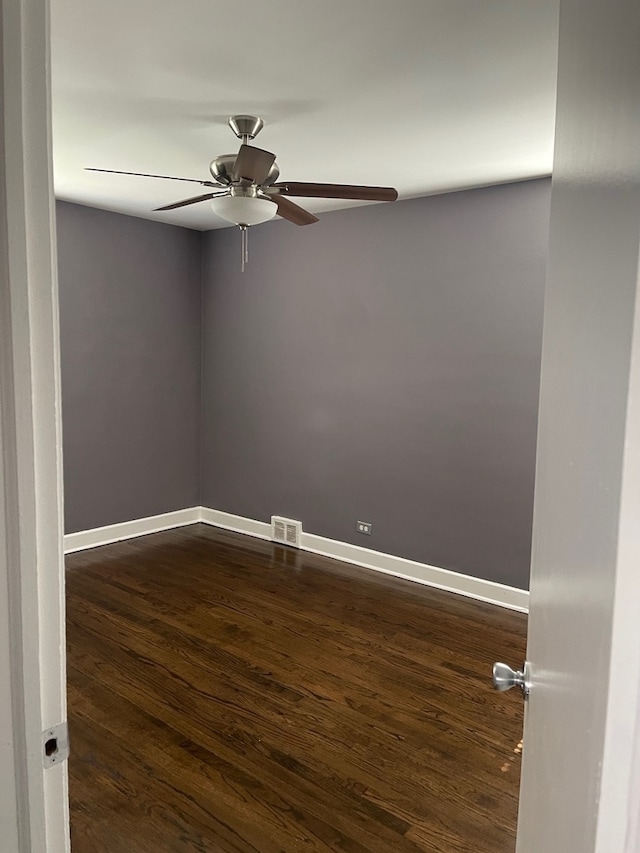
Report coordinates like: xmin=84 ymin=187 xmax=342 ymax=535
xmin=300 ymin=531 xmax=529 ymax=612
xmin=63 ymin=507 xmax=201 ymax=554
xmin=64 ymin=505 xmax=529 ymax=612
xmin=199 ymin=507 xmax=272 ymax=541
xmin=198 ymin=508 xmax=529 ymax=613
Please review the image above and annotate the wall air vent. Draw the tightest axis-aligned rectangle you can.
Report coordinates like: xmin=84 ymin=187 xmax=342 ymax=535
xmin=271 ymin=516 xmax=302 ymax=548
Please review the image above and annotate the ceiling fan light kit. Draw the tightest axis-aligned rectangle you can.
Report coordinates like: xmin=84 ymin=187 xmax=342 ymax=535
xmin=87 ymin=115 xmax=398 ymax=271
xmin=210 ymin=190 xmax=277 ymax=226
xmin=210 ymin=190 xmax=277 ymax=272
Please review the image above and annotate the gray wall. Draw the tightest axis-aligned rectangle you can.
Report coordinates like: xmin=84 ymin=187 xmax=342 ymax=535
xmin=200 ymin=180 xmax=551 ymax=588
xmin=56 ymin=202 xmax=202 ymax=534
xmin=57 ymin=181 xmax=550 ymax=588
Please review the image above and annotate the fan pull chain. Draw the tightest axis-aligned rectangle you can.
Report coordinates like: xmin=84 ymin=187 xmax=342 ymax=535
xmin=239 ymin=224 xmax=249 ymax=272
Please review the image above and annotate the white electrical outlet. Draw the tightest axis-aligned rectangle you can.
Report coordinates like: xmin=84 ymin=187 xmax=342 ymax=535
xmin=357 ymin=521 xmax=372 ymax=535
xmin=271 ymin=516 xmax=302 ymax=548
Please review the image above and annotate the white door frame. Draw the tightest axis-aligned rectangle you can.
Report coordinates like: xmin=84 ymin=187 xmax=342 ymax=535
xmin=0 ymin=0 xmax=69 ymax=850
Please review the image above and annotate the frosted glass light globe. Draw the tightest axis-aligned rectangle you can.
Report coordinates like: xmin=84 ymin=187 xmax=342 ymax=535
xmin=211 ymin=195 xmax=277 ymax=226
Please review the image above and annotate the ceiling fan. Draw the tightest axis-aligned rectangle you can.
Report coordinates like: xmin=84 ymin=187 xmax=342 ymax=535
xmin=87 ymin=115 xmax=398 ymax=270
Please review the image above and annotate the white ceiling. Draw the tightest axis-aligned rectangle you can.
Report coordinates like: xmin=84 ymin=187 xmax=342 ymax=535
xmin=51 ymin=0 xmax=559 ymax=231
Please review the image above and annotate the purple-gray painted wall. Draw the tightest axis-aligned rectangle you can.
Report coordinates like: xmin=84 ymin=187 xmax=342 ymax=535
xmin=200 ymin=180 xmax=551 ymax=588
xmin=56 ymin=180 xmax=550 ymax=589
xmin=56 ymin=202 xmax=202 ymax=534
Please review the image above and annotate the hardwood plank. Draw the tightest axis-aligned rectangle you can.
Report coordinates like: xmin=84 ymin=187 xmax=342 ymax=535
xmin=67 ymin=523 xmax=526 ymax=852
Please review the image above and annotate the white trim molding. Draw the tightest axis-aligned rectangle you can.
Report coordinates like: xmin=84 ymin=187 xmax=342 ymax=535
xmin=199 ymin=507 xmax=272 ymax=541
xmin=198 ymin=510 xmax=528 ymax=613
xmin=64 ymin=506 xmax=528 ymax=612
xmin=300 ymin=531 xmax=529 ymax=612
xmin=63 ymin=507 xmax=200 ymax=554
xmin=2 ymin=0 xmax=71 ymax=848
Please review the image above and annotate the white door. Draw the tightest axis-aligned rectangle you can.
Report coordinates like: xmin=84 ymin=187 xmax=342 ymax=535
xmin=514 ymin=0 xmax=640 ymax=849
xmin=0 ymin=0 xmax=69 ymax=851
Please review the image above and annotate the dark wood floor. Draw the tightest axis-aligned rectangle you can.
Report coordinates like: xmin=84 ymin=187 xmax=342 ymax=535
xmin=66 ymin=523 xmax=526 ymax=853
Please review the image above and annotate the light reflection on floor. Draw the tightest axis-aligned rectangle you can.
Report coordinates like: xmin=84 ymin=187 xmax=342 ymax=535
xmin=501 ymin=739 xmax=524 ymax=773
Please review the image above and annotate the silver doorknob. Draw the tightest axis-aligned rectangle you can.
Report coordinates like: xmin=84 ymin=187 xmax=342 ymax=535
xmin=492 ymin=661 xmax=530 ymax=699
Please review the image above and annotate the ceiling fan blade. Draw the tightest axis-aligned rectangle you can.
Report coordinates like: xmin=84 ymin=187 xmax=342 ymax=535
xmin=153 ymin=192 xmax=226 ymax=211
xmin=231 ymin=145 xmax=276 ymax=185
xmin=86 ymin=168 xmax=221 ymax=188
xmin=273 ymin=182 xmax=398 ymax=202
xmin=272 ymin=194 xmax=319 ymax=226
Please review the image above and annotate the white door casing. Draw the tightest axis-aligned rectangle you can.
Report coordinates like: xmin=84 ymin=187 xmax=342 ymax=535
xmin=516 ymin=0 xmax=640 ymax=849
xmin=0 ymin=0 xmax=69 ymax=851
